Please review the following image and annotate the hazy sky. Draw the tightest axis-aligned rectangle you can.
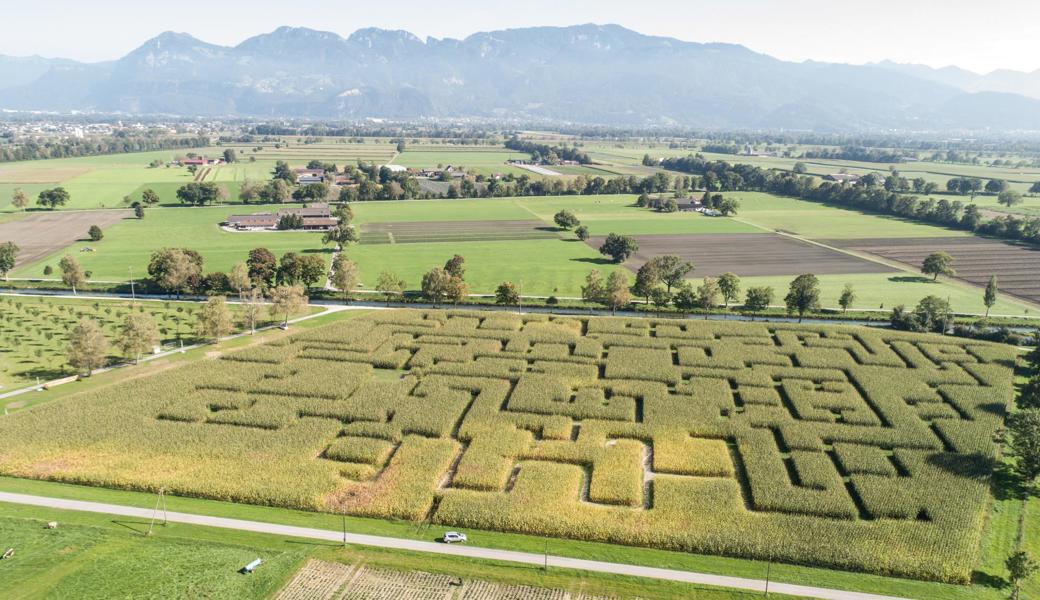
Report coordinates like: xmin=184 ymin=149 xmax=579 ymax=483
xmin=4 ymin=0 xmax=1039 ymax=73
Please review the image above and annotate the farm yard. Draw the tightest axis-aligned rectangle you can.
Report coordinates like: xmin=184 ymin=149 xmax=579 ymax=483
xmin=826 ymin=236 xmax=1040 ymax=306
xmin=0 ymin=309 xmax=1016 ymax=583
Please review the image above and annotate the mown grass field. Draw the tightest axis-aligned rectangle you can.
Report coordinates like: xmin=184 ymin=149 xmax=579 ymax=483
xmin=0 ymin=515 xmax=302 ymax=599
xmin=0 ymin=310 xmax=1016 ymax=584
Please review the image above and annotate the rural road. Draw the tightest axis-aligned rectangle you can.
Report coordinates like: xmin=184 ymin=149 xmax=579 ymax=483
xmin=0 ymin=491 xmax=909 ymax=600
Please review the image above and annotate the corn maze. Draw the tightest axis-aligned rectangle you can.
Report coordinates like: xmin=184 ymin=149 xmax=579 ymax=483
xmin=0 ymin=310 xmax=1016 ymax=582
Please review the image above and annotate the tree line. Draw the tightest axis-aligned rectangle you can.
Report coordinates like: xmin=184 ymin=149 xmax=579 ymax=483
xmin=657 ymin=154 xmax=1040 ymax=246
xmin=0 ymin=135 xmax=210 ymax=163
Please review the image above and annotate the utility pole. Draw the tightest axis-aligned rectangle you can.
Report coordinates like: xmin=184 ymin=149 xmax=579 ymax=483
xmin=765 ymin=559 xmax=771 ymax=598
xmin=147 ymin=487 xmax=168 ymax=536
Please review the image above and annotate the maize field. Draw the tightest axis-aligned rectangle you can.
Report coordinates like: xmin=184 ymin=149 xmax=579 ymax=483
xmin=0 ymin=309 xmax=1016 ymax=582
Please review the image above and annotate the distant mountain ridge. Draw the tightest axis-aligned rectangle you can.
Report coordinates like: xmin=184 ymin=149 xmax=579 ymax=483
xmin=2 ymin=24 xmax=1040 ymax=131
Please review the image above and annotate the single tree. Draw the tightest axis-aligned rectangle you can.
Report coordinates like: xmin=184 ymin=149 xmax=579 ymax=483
xmin=269 ymin=285 xmax=308 ymax=327
xmin=632 ymin=262 xmax=662 ymax=305
xmin=59 ymin=254 xmax=86 ymax=294
xmin=272 ymin=160 xmax=296 ymax=183
xmin=792 ymin=162 xmax=808 ymax=174
xmin=116 ymin=312 xmax=160 ymax=363
xmin=672 ymin=282 xmax=698 ymax=311
xmin=838 ymin=284 xmax=857 ymax=315
xmin=175 ymin=182 xmax=220 ymax=206
xmin=445 ymin=275 xmax=469 ymax=306
xmin=913 ymin=295 xmax=953 ymax=333
xmin=785 ymin=274 xmax=821 ymax=322
xmin=575 ymin=225 xmax=590 ymax=241
xmin=744 ymin=286 xmax=774 ymax=314
xmin=421 ymin=268 xmax=453 ymax=304
xmin=495 ymin=281 xmax=521 ymax=306
xmin=11 ymin=187 xmax=28 ymax=211
xmin=247 ymin=247 xmax=278 ymax=289
xmin=277 ymin=252 xmax=303 ymax=286
xmin=599 ymin=233 xmax=639 ymax=263
xmin=921 ymin=252 xmax=955 ymax=281
xmin=1018 ymin=375 xmax=1040 ymax=411
xmin=375 ymin=270 xmax=405 ymax=306
xmin=553 ymin=210 xmax=580 ymax=230
xmin=148 ymin=248 xmax=202 ymax=297
xmin=605 ymin=270 xmax=631 ymax=314
xmin=134 ymin=205 xmax=145 ymax=219
xmin=647 ymin=255 xmax=693 ymax=294
xmin=717 ymin=272 xmax=740 ymax=307
xmin=649 ymin=287 xmax=672 ymax=311
xmin=87 ymin=225 xmax=104 ymax=242
xmin=443 ymin=254 xmax=466 ymax=279
xmin=696 ymin=277 xmax=721 ymax=318
xmin=983 ymin=275 xmax=998 ymax=318
xmin=228 ymin=262 xmax=251 ymax=298
xmin=1030 ymin=182 xmax=1040 ymax=195
xmin=37 ymin=187 xmax=70 ymax=209
xmin=240 ymin=288 xmax=265 ymax=334
xmin=67 ymin=317 xmax=108 ymax=376
xmin=1008 ymin=409 xmax=1040 ymax=487
xmin=322 ymin=224 xmax=359 ymax=248
xmin=141 ymin=188 xmax=161 ymax=205
xmin=998 ymin=189 xmax=1024 ymax=207
xmin=718 ymin=197 xmax=740 ymax=216
xmin=330 ymin=254 xmax=359 ymax=301
xmin=1007 ymin=551 xmax=1039 ymax=600
xmin=223 ymin=148 xmax=236 ymax=164
xmin=0 ymin=241 xmax=18 ymax=281
xmin=196 ymin=295 xmax=234 ymax=341
xmin=581 ymin=269 xmax=605 ymax=304
xmin=298 ymin=255 xmax=327 ymax=290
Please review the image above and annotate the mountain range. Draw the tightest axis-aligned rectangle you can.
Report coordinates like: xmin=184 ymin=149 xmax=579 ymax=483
xmin=2 ymin=24 xmax=1040 ymax=132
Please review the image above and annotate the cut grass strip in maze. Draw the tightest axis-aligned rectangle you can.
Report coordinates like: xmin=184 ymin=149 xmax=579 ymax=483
xmin=359 ymin=220 xmax=562 ymax=245
xmin=0 ymin=310 xmax=1015 ymax=584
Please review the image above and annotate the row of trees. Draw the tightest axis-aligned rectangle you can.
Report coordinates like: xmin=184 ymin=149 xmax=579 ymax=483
xmin=657 ymin=155 xmax=1040 ymax=245
xmin=0 ymin=134 xmax=209 ymax=164
xmin=66 ymin=287 xmax=309 ymax=377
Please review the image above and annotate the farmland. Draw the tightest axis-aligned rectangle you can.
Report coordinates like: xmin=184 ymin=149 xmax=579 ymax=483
xmin=0 ymin=209 xmax=130 ymax=268
xmin=826 ymin=236 xmax=1040 ymax=305
xmin=0 ymin=309 xmax=1016 ymax=583
xmin=9 ymin=205 xmax=332 ymax=281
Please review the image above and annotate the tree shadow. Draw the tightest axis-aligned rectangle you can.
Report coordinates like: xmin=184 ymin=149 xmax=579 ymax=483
xmin=888 ymin=276 xmax=933 ymax=284
xmin=990 ymin=461 xmax=1028 ymax=502
xmin=971 ymin=569 xmax=1007 ymax=590
xmin=925 ymin=452 xmax=998 ymax=482
xmin=110 ymin=519 xmax=151 ymax=535
xmin=301 ymin=247 xmax=336 ymax=255
xmin=977 ymin=402 xmax=1008 ymax=417
xmin=571 ymin=257 xmax=614 ymax=266
xmin=535 ymin=226 xmax=562 ymax=233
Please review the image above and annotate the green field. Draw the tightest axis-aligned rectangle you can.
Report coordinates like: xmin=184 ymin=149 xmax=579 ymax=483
xmin=732 ymin=192 xmax=971 ymax=239
xmin=10 ymin=206 xmax=332 ymax=281
xmin=0 ymin=310 xmax=1016 ymax=583
xmin=0 ymin=515 xmax=301 ymax=599
xmin=737 ymin=272 xmax=1035 ymax=316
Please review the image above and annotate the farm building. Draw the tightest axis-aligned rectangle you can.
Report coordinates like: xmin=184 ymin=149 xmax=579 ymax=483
xmin=380 ymin=164 xmax=408 ymax=174
xmin=295 ymin=168 xmax=326 ymax=184
xmin=825 ymin=173 xmax=861 ymax=184
xmin=225 ymin=204 xmax=337 ymax=231
xmin=178 ymin=157 xmax=224 ymax=166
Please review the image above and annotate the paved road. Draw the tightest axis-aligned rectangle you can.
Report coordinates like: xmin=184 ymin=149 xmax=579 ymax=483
xmin=0 ymin=491 xmax=908 ymax=600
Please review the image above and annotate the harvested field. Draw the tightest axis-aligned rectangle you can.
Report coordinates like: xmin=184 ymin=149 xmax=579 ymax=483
xmin=826 ymin=236 xmax=1040 ymax=305
xmin=276 ymin=560 xmax=612 ymax=600
xmin=587 ymin=233 xmax=895 ymax=277
xmin=360 ymin=220 xmax=560 ymax=245
xmin=0 ymin=310 xmax=1015 ymax=582
xmin=0 ymin=167 xmax=90 ymax=184
xmin=0 ymin=209 xmax=130 ymax=268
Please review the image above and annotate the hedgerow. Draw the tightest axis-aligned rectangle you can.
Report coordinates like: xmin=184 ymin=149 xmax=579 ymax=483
xmin=0 ymin=308 xmax=1016 ymax=583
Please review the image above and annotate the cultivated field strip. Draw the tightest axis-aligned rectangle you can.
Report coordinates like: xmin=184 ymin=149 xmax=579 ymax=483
xmin=588 ymin=233 xmax=896 ymax=277
xmin=0 ymin=209 xmax=130 ymax=267
xmin=276 ymin=560 xmax=613 ymax=600
xmin=827 ymin=237 xmax=1040 ymax=303
xmin=360 ymin=220 xmax=560 ymax=245
xmin=0 ymin=311 xmax=1015 ymax=583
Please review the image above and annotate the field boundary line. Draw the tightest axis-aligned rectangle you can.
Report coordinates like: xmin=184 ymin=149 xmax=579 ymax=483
xmin=0 ymin=491 xmax=910 ymax=600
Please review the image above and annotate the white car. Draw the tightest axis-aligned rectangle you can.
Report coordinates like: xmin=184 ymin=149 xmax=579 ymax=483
xmin=442 ymin=531 xmax=467 ymax=544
